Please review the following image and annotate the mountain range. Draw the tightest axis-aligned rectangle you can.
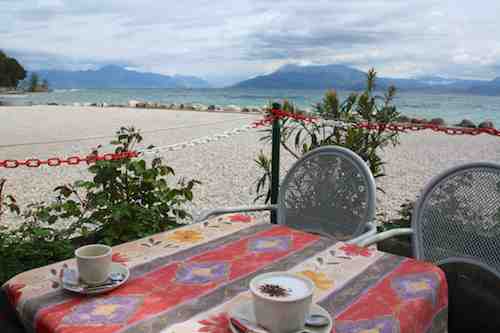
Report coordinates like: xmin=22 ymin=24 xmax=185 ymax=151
xmin=37 ymin=65 xmax=210 ymax=89
xmin=36 ymin=63 xmax=500 ymax=95
xmin=232 ymin=64 xmax=500 ymax=95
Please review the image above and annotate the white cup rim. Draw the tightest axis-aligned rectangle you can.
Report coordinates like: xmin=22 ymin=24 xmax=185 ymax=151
xmin=250 ymin=271 xmax=314 ymax=303
xmin=75 ymin=244 xmax=112 ymax=259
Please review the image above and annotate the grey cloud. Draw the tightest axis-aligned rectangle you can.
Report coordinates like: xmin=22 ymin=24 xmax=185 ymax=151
xmin=245 ymin=30 xmax=394 ymax=60
xmin=493 ymin=65 xmax=500 ymax=78
xmin=3 ymin=1 xmax=125 ymax=23
xmin=439 ymin=63 xmax=500 ymax=81
xmin=4 ymin=49 xmax=130 ymax=71
xmin=2 ymin=0 xmax=500 ymax=83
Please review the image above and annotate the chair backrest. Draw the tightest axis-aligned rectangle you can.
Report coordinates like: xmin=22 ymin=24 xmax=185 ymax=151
xmin=277 ymin=146 xmax=376 ymax=240
xmin=412 ymin=162 xmax=500 ymax=278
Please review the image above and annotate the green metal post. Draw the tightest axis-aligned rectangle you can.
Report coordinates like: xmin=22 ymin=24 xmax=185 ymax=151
xmin=270 ymin=103 xmax=281 ymax=224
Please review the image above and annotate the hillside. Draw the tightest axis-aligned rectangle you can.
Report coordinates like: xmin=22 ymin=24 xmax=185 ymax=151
xmin=232 ymin=64 xmax=499 ymax=95
xmin=37 ymin=65 xmax=210 ymax=89
xmin=467 ymin=77 xmax=500 ymax=95
xmin=234 ymin=64 xmax=368 ymax=90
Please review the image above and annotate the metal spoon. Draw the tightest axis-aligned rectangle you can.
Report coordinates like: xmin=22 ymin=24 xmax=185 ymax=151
xmin=82 ymin=272 xmax=125 ymax=292
xmin=305 ymin=314 xmax=330 ymax=327
xmin=109 ymin=272 xmax=125 ymax=282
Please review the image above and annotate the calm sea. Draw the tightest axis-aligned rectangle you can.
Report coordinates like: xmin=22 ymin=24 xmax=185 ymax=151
xmin=2 ymin=88 xmax=500 ymax=125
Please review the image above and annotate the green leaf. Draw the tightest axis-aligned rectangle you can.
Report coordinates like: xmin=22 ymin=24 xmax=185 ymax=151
xmin=88 ymin=165 xmax=100 ymax=174
xmin=54 ymin=186 xmax=73 ymax=198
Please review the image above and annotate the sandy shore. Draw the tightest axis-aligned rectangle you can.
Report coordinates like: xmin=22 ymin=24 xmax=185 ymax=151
xmin=1 ymin=105 xmax=499 ymax=227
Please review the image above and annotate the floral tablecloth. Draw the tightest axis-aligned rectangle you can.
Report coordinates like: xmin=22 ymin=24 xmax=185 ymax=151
xmin=1 ymin=214 xmax=448 ymax=333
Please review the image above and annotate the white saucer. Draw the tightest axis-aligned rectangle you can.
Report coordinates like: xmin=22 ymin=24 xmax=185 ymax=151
xmin=229 ymin=300 xmax=333 ymax=333
xmin=61 ymin=263 xmax=130 ymax=295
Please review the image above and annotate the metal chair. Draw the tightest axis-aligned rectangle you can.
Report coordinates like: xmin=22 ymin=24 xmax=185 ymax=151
xmin=360 ymin=162 xmax=500 ymax=331
xmin=359 ymin=162 xmax=500 ymax=278
xmin=0 ymin=289 xmax=25 ymax=333
xmin=197 ymin=146 xmax=377 ymax=243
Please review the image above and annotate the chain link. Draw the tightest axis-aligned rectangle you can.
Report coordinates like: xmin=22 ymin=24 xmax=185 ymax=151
xmin=254 ymin=109 xmax=500 ymax=137
xmin=0 ymin=151 xmax=140 ymax=169
xmin=138 ymin=124 xmax=255 ymax=155
xmin=253 ymin=108 xmax=317 ymax=127
xmin=7 ymin=110 xmax=496 ymax=170
xmin=0 ymin=123 xmax=254 ymax=168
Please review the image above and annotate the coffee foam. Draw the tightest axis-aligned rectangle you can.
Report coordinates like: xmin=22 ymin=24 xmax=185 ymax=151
xmin=256 ymin=275 xmax=311 ymax=299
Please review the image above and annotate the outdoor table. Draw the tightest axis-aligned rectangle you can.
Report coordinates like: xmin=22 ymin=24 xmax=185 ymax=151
xmin=1 ymin=214 xmax=448 ymax=333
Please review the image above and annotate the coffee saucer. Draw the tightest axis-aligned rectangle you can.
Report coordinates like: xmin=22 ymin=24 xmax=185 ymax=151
xmin=61 ymin=263 xmax=129 ymax=295
xmin=228 ymin=300 xmax=333 ymax=333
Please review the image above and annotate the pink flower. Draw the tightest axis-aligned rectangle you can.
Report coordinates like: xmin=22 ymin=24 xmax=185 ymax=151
xmin=229 ymin=214 xmax=252 ymax=223
xmin=5 ymin=283 xmax=25 ymax=306
xmin=112 ymin=252 xmax=129 ymax=264
xmin=340 ymin=244 xmax=373 ymax=257
xmin=198 ymin=313 xmax=231 ymax=333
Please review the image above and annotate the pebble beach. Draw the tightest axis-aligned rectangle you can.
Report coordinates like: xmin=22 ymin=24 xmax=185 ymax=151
xmin=1 ymin=105 xmax=499 ymax=227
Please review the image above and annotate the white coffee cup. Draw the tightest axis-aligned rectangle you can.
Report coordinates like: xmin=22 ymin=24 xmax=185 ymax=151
xmin=75 ymin=244 xmax=112 ymax=285
xmin=250 ymin=272 xmax=314 ymax=333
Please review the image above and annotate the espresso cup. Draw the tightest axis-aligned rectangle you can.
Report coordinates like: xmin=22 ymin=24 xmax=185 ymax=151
xmin=75 ymin=244 xmax=112 ymax=285
xmin=250 ymin=272 xmax=314 ymax=333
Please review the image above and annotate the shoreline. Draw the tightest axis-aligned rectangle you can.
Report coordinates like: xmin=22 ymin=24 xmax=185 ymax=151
xmin=2 ymin=89 xmax=500 ymax=127
xmin=0 ymin=100 xmax=270 ymax=115
xmin=0 ymin=100 xmax=496 ymax=130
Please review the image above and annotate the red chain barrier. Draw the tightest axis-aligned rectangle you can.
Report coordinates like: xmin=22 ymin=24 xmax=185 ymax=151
xmin=0 ymin=151 xmax=139 ymax=169
xmin=254 ymin=109 xmax=500 ymax=137
xmin=357 ymin=122 xmax=500 ymax=136
xmin=253 ymin=108 xmax=317 ymax=128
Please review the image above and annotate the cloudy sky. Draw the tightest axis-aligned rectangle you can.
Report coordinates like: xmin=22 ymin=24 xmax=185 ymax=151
xmin=1 ymin=0 xmax=500 ymax=86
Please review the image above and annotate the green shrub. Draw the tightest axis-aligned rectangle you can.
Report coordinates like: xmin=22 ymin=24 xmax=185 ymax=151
xmin=0 ymin=222 xmax=74 ymax=284
xmin=377 ymin=199 xmax=414 ymax=233
xmin=0 ymin=127 xmax=199 ymax=284
xmin=255 ymin=69 xmax=401 ymax=203
xmin=36 ymin=127 xmax=199 ymax=245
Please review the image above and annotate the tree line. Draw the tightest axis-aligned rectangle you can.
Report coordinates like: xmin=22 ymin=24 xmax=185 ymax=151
xmin=0 ymin=50 xmax=26 ymax=88
xmin=0 ymin=50 xmax=49 ymax=92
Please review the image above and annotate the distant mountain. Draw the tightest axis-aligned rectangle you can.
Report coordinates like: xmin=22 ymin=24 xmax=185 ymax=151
xmin=172 ymin=74 xmax=211 ymax=89
xmin=467 ymin=77 xmax=500 ymax=95
xmin=37 ymin=65 xmax=210 ymax=89
xmin=232 ymin=64 xmax=500 ymax=95
xmin=234 ymin=64 xmax=367 ymax=90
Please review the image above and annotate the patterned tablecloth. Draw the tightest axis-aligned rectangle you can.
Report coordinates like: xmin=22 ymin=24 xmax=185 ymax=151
xmin=1 ymin=214 xmax=448 ymax=333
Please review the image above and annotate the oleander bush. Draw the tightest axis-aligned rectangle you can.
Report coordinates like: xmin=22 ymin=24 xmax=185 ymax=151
xmin=255 ymin=69 xmax=401 ymax=203
xmin=0 ymin=127 xmax=199 ymax=285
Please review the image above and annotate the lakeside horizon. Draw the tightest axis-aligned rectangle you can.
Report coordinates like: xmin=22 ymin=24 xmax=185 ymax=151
xmin=2 ymin=88 xmax=500 ymax=125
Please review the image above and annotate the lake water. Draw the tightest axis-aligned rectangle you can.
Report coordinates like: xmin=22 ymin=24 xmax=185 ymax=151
xmin=2 ymin=88 xmax=500 ymax=125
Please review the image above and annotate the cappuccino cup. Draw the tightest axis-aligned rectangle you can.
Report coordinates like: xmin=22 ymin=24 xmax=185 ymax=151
xmin=250 ymin=272 xmax=314 ymax=333
xmin=75 ymin=244 xmax=112 ymax=285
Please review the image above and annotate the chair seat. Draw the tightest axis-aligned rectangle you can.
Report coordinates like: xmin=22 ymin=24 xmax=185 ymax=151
xmin=0 ymin=290 xmax=25 ymax=333
xmin=443 ymin=263 xmax=500 ymax=332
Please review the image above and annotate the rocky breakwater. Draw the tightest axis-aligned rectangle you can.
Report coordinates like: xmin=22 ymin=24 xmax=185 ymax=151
xmin=455 ymin=119 xmax=496 ymax=129
xmin=43 ymin=100 xmax=267 ymax=114
xmin=127 ymin=100 xmax=266 ymax=114
xmin=394 ymin=115 xmax=496 ymax=130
